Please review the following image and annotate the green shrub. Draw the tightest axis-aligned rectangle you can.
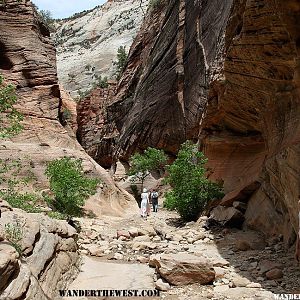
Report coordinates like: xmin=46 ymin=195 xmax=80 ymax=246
xmin=5 ymin=221 xmax=23 ymax=256
xmin=128 ymin=147 xmax=167 ymax=191
xmin=164 ymin=141 xmax=223 ymax=221
xmin=0 ymin=190 xmax=42 ymax=213
xmin=47 ymin=211 xmax=66 ymax=220
xmin=93 ymin=75 xmax=109 ymax=89
xmin=45 ymin=157 xmax=99 ymax=219
xmin=0 ymin=158 xmax=42 ymax=213
xmin=113 ymin=46 xmax=128 ymax=80
xmin=0 ymin=74 xmax=23 ymax=138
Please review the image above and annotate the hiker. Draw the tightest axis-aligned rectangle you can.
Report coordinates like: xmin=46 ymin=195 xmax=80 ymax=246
xmin=151 ymin=189 xmax=159 ymax=212
xmin=140 ymin=188 xmax=149 ymax=218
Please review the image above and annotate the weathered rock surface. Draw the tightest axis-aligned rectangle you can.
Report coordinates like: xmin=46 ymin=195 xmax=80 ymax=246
xmin=78 ymin=0 xmax=300 ymax=244
xmin=0 ymin=209 xmax=79 ymax=300
xmin=0 ymin=0 xmax=136 ymax=218
xmin=55 ymin=0 xmax=149 ymax=98
xmin=200 ymin=0 xmax=300 ymax=242
xmin=150 ymin=252 xmax=215 ymax=285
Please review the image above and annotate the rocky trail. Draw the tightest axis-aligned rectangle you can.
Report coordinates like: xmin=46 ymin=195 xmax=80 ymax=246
xmin=67 ymin=206 xmax=300 ymax=300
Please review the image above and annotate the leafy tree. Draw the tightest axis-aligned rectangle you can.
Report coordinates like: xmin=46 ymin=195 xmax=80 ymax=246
xmin=128 ymin=147 xmax=168 ymax=191
xmin=0 ymin=74 xmax=23 ymax=138
xmin=113 ymin=46 xmax=128 ymax=80
xmin=45 ymin=157 xmax=99 ymax=219
xmin=164 ymin=141 xmax=223 ymax=221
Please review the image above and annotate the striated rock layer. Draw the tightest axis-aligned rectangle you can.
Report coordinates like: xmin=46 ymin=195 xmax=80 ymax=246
xmin=200 ymin=0 xmax=300 ymax=244
xmin=77 ymin=0 xmax=300 ymax=243
xmin=0 ymin=0 xmax=134 ymax=215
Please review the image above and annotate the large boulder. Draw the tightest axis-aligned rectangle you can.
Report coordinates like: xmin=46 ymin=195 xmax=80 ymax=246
xmin=0 ymin=209 xmax=79 ymax=299
xmin=149 ymin=252 xmax=215 ymax=286
xmin=210 ymin=206 xmax=245 ymax=228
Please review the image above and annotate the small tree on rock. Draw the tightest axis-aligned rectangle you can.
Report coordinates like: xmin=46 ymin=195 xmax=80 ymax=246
xmin=45 ymin=157 xmax=99 ymax=219
xmin=164 ymin=141 xmax=223 ymax=221
xmin=113 ymin=46 xmax=127 ymax=80
xmin=128 ymin=147 xmax=167 ymax=191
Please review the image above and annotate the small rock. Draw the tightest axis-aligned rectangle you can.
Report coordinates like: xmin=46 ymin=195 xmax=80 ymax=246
xmin=266 ymin=280 xmax=277 ymax=287
xmin=246 ymin=282 xmax=261 ymax=288
xmin=114 ymin=253 xmax=124 ymax=260
xmin=137 ymin=256 xmax=149 ymax=264
xmin=256 ymin=277 xmax=265 ymax=281
xmin=265 ymin=268 xmax=283 ymax=280
xmin=231 ymin=276 xmax=251 ymax=287
xmin=155 ymin=279 xmax=170 ymax=291
xmin=235 ymin=240 xmax=251 ymax=251
xmin=117 ymin=230 xmax=130 ymax=240
xmin=128 ymin=227 xmax=139 ymax=238
xmin=152 ymin=236 xmax=161 ymax=242
xmin=187 ymin=238 xmax=194 ymax=244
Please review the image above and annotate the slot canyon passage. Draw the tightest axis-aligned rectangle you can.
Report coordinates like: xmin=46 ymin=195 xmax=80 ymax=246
xmin=0 ymin=0 xmax=300 ymax=299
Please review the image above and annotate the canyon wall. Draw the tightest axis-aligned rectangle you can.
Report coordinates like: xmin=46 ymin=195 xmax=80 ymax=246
xmin=0 ymin=1 xmax=136 ymax=296
xmin=78 ymin=0 xmax=300 ymax=243
xmin=200 ymin=0 xmax=300 ymax=244
xmin=54 ymin=0 xmax=149 ymax=98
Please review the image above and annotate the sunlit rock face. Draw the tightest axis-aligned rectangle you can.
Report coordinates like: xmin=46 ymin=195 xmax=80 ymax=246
xmin=0 ymin=0 xmax=135 ymax=219
xmin=54 ymin=0 xmax=149 ymax=98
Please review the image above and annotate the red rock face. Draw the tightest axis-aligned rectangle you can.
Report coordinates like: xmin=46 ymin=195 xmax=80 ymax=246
xmin=77 ymin=0 xmax=300 ymax=242
xmin=77 ymin=84 xmax=117 ymax=168
xmin=200 ymin=0 xmax=300 ymax=241
xmin=0 ymin=0 xmax=135 ymax=219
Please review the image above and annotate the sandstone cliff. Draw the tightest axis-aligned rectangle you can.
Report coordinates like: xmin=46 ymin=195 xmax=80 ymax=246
xmin=77 ymin=0 xmax=300 ymax=243
xmin=54 ymin=0 xmax=149 ymax=98
xmin=0 ymin=0 xmax=137 ymax=296
xmin=0 ymin=0 xmax=135 ymax=216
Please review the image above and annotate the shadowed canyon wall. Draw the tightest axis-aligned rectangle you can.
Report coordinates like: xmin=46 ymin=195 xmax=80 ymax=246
xmin=77 ymin=0 xmax=300 ymax=243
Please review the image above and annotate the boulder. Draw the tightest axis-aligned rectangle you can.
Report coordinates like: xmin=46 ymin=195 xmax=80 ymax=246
xmin=117 ymin=230 xmax=131 ymax=240
xmin=0 ymin=244 xmax=20 ymax=292
xmin=259 ymin=260 xmax=283 ymax=274
xmin=149 ymin=252 xmax=215 ymax=285
xmin=210 ymin=206 xmax=245 ymax=228
xmin=265 ymin=268 xmax=283 ymax=280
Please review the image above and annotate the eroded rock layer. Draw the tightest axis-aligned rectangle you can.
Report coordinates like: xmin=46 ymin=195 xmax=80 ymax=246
xmin=200 ymin=0 xmax=300 ymax=242
xmin=77 ymin=0 xmax=300 ymax=243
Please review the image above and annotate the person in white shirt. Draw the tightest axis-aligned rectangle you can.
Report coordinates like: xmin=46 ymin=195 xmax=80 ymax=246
xmin=140 ymin=188 xmax=149 ymax=218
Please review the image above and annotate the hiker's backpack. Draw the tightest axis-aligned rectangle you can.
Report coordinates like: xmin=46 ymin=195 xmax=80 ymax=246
xmin=152 ymin=192 xmax=158 ymax=199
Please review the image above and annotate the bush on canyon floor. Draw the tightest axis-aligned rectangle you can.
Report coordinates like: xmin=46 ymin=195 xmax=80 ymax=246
xmin=128 ymin=147 xmax=168 ymax=191
xmin=164 ymin=141 xmax=223 ymax=221
xmin=0 ymin=74 xmax=23 ymax=138
xmin=0 ymin=158 xmax=42 ymax=213
xmin=45 ymin=157 xmax=99 ymax=219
